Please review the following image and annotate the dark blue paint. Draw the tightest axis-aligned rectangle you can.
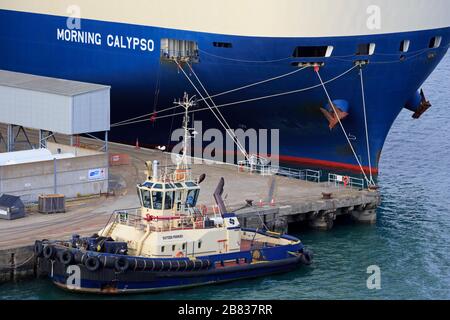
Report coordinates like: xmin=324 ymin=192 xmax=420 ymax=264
xmin=0 ymin=9 xmax=449 ymax=174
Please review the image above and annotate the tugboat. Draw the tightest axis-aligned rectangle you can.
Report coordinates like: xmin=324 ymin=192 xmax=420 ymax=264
xmin=34 ymin=95 xmax=313 ymax=294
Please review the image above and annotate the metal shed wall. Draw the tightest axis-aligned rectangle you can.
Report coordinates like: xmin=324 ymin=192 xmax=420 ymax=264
xmin=73 ymin=90 xmax=110 ymax=134
xmin=0 ymin=70 xmax=110 ymax=135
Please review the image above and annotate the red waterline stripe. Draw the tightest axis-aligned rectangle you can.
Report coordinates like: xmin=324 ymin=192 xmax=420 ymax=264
xmin=111 ymin=139 xmax=379 ymax=175
xmin=278 ymin=155 xmax=379 ymax=175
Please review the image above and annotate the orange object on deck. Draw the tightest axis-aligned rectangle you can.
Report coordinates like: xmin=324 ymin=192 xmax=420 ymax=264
xmin=174 ymin=169 xmax=187 ymax=181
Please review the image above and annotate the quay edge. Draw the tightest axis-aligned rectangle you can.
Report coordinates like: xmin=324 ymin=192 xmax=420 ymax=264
xmin=0 ymin=245 xmax=35 ymax=283
xmin=236 ymin=190 xmax=380 ymax=232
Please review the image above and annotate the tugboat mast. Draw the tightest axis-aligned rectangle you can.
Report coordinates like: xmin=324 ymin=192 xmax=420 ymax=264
xmin=174 ymin=93 xmax=196 ymax=169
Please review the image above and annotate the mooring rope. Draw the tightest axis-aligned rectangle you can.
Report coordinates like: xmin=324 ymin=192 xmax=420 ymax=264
xmin=358 ymin=64 xmax=375 ymax=185
xmin=175 ymin=60 xmax=249 ymax=160
xmin=112 ymin=45 xmax=449 ymax=128
xmin=199 ymin=66 xmax=308 ymax=100
xmin=186 ymin=62 xmax=249 ymax=160
xmin=198 ymin=49 xmax=293 ymax=64
xmin=111 ymin=66 xmax=308 ymax=128
xmin=111 ymin=64 xmax=358 ymax=127
xmin=315 ymin=67 xmax=373 ymax=187
xmin=0 ymin=253 xmax=35 ymax=270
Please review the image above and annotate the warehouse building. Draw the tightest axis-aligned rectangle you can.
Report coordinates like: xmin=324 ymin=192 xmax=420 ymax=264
xmin=0 ymin=70 xmax=110 ymax=202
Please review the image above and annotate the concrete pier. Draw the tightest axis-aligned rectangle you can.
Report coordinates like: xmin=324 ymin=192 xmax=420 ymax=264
xmin=0 ymin=126 xmax=381 ymax=282
xmin=235 ymin=187 xmax=379 ymax=232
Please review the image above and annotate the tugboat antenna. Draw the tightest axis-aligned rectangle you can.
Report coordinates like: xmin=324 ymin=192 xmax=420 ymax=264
xmin=174 ymin=93 xmax=197 ymax=168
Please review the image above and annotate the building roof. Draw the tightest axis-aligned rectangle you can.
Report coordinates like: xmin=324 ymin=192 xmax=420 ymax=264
xmin=0 ymin=70 xmax=109 ymax=96
xmin=0 ymin=70 xmax=110 ymax=134
xmin=0 ymin=149 xmax=75 ymax=166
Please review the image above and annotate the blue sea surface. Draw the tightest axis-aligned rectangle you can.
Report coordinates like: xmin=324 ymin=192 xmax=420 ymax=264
xmin=0 ymin=54 xmax=449 ymax=300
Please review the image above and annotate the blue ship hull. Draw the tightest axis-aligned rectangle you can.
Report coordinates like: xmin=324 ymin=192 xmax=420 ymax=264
xmin=1 ymin=9 xmax=449 ymax=175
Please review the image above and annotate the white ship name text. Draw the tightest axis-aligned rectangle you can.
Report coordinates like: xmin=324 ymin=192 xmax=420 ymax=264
xmin=56 ymin=28 xmax=154 ymax=52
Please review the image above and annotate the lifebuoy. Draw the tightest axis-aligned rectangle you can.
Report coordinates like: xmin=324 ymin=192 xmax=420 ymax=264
xmin=175 ymin=251 xmax=184 ymax=258
xmin=85 ymin=256 xmax=101 ymax=271
xmin=343 ymin=176 xmax=350 ymax=187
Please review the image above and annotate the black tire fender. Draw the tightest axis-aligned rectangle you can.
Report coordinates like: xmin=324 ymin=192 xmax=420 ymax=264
xmin=43 ymin=245 xmax=55 ymax=259
xmin=300 ymin=250 xmax=313 ymax=265
xmin=85 ymin=256 xmax=101 ymax=271
xmin=114 ymin=257 xmax=129 ymax=273
xmin=34 ymin=241 xmax=44 ymax=257
xmin=58 ymin=250 xmax=74 ymax=265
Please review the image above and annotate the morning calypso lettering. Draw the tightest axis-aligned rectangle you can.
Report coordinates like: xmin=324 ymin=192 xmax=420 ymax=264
xmin=56 ymin=28 xmax=154 ymax=52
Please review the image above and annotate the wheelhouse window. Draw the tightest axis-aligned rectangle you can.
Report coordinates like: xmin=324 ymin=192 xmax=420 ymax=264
xmin=400 ymin=40 xmax=410 ymax=52
xmin=292 ymin=45 xmax=334 ymax=58
xmin=356 ymin=43 xmax=376 ymax=55
xmin=186 ymin=189 xmax=199 ymax=207
xmin=164 ymin=191 xmax=175 ymax=210
xmin=429 ymin=36 xmax=442 ymax=48
xmin=142 ymin=182 xmax=153 ymax=188
xmin=140 ymin=189 xmax=151 ymax=208
xmin=152 ymin=191 xmax=163 ymax=210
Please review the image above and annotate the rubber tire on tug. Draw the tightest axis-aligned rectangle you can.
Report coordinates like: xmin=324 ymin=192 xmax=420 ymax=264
xmin=300 ymin=250 xmax=313 ymax=265
xmin=34 ymin=241 xmax=43 ymax=257
xmin=85 ymin=256 xmax=101 ymax=271
xmin=58 ymin=249 xmax=74 ymax=265
xmin=115 ymin=257 xmax=130 ymax=273
xmin=43 ymin=245 xmax=55 ymax=259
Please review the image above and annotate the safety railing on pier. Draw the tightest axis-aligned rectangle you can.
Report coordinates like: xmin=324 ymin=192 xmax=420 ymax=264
xmin=237 ymin=160 xmax=321 ymax=183
xmin=327 ymin=173 xmax=365 ymax=190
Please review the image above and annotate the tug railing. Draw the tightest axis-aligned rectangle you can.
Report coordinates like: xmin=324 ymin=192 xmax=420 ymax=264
xmin=112 ymin=209 xmax=220 ymax=233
